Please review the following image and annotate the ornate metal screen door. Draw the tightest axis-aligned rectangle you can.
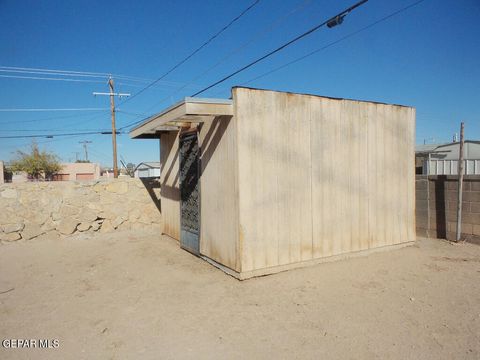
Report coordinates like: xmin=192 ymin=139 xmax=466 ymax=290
xmin=179 ymin=132 xmax=200 ymax=255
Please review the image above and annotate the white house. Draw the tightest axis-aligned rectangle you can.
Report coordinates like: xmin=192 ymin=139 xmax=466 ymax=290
xmin=416 ymin=141 xmax=480 ymax=175
xmin=134 ymin=162 xmax=161 ymax=178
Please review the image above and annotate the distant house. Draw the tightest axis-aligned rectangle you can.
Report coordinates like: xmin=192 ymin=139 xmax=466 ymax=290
xmin=415 ymin=141 xmax=480 ymax=175
xmin=52 ymin=162 xmax=101 ymax=181
xmin=134 ymin=162 xmax=161 ymax=178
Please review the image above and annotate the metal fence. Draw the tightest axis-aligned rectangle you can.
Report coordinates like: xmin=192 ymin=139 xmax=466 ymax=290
xmin=425 ymin=159 xmax=480 ymax=175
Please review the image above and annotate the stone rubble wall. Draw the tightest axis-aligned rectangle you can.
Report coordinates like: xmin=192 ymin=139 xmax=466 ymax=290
xmin=0 ymin=178 xmax=162 ymax=244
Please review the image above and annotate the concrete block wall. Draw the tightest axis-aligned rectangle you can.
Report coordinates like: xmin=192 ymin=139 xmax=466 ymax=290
xmin=416 ymin=175 xmax=480 ymax=244
xmin=0 ymin=178 xmax=162 ymax=244
xmin=415 ymin=176 xmax=430 ymax=237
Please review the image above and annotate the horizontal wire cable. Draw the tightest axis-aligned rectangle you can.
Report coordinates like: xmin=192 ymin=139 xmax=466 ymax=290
xmin=0 ymin=111 xmax=106 ymax=125
xmin=0 ymin=131 xmax=124 ymax=139
xmin=190 ymin=0 xmax=369 ymax=97
xmin=118 ymin=0 xmax=369 ymax=131
xmin=133 ymin=0 xmax=314 ymax=117
xmin=241 ymin=0 xmax=427 ymax=87
xmin=0 ymin=128 xmax=111 ymax=132
xmin=0 ymin=65 xmax=111 ymax=76
xmin=2 ymin=133 xmax=89 ymax=152
xmin=0 ymin=68 xmax=110 ymax=79
xmin=120 ymin=0 xmax=425 ymax=132
xmin=0 ymin=74 xmax=107 ymax=83
xmin=0 ymin=65 xmax=153 ymax=83
xmin=118 ymin=0 xmax=262 ymax=107
xmin=0 ymin=69 xmax=202 ymax=90
xmin=0 ymin=108 xmax=108 ymax=112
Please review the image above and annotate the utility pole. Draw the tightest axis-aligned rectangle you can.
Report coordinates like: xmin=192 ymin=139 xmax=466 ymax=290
xmin=93 ymin=77 xmax=130 ymax=178
xmin=456 ymin=122 xmax=465 ymax=242
xmin=79 ymin=141 xmax=92 ymax=162
xmin=72 ymin=152 xmax=79 ymax=162
xmin=109 ymin=78 xmax=118 ymax=178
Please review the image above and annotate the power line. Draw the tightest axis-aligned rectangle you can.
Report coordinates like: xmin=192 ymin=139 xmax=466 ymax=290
xmin=118 ymin=116 xmax=149 ymax=131
xmin=0 ymin=74 xmax=107 ymax=83
xmin=87 ymin=147 xmax=112 ymax=161
xmin=1 ymin=132 xmax=94 ymax=152
xmin=61 ymin=110 xmax=112 ymax=130
xmin=119 ymin=0 xmax=425 ymax=132
xmin=3 ymin=0 xmax=422 ymax=139
xmin=0 ymin=67 xmax=205 ymax=92
xmin=116 ymin=110 xmax=148 ymax=117
xmin=0 ymin=65 xmax=111 ymax=77
xmin=0 ymin=72 xmax=163 ymax=90
xmin=0 ymin=131 xmax=123 ymax=139
xmin=191 ymin=0 xmax=369 ymax=97
xmin=240 ymin=0 xmax=427 ymax=87
xmin=117 ymin=0 xmax=368 ymax=131
xmin=0 ymin=108 xmax=108 ymax=112
xmin=116 ymin=111 xmax=150 ymax=130
xmin=115 ymin=81 xmax=200 ymax=90
xmin=0 ymin=71 xmax=165 ymax=94
xmin=118 ymin=0 xmax=262 ymax=107
xmin=0 ymin=69 xmax=193 ymax=88
xmin=128 ymin=0 xmax=314 ymax=118
xmin=0 ymin=128 xmax=111 ymax=132
xmin=0 ymin=65 xmax=149 ymax=83
xmin=0 ymin=109 xmax=114 ymax=134
xmin=0 ymin=68 xmax=110 ymax=79
xmin=117 ymin=0 xmax=314 ymax=131
xmin=0 ymin=111 xmax=106 ymax=124
xmin=194 ymin=0 xmax=313 ymax=82
xmin=0 ymin=105 xmax=158 ymax=131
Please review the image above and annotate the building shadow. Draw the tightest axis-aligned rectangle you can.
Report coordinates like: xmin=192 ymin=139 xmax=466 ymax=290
xmin=433 ymin=176 xmax=447 ymax=238
xmin=199 ymin=115 xmax=231 ymax=176
xmin=140 ymin=177 xmax=162 ymax=213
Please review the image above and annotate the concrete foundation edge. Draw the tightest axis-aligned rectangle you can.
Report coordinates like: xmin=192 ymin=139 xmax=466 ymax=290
xmin=202 ymin=241 xmax=416 ymax=280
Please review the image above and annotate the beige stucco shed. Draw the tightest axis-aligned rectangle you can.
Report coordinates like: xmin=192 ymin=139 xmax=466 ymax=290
xmin=130 ymin=87 xmax=416 ymax=279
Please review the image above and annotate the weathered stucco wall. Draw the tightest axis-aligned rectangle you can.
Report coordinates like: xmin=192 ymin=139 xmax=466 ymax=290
xmin=199 ymin=115 xmax=239 ymax=271
xmin=234 ymin=87 xmax=416 ymax=274
xmin=0 ymin=178 xmax=161 ymax=244
xmin=160 ymin=131 xmax=180 ymax=240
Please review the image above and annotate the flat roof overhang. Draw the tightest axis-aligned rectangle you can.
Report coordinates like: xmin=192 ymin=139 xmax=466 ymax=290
xmin=129 ymin=97 xmax=233 ymax=139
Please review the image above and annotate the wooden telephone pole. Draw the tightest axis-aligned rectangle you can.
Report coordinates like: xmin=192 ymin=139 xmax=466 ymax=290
xmin=108 ymin=78 xmax=119 ymax=178
xmin=93 ymin=77 xmax=130 ymax=178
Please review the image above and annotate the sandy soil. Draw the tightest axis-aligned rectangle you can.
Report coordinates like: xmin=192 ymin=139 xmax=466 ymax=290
xmin=0 ymin=231 xmax=479 ymax=360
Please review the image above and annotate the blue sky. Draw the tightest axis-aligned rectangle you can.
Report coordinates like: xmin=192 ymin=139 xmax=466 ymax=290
xmin=0 ymin=0 xmax=479 ymax=167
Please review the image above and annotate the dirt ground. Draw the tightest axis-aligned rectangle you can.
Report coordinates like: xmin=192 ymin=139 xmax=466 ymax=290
xmin=0 ymin=231 xmax=479 ymax=360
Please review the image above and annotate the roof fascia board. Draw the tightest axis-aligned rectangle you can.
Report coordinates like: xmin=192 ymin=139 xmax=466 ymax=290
xmin=130 ymin=99 xmax=233 ymax=139
xmin=130 ymin=102 xmax=187 ymax=139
